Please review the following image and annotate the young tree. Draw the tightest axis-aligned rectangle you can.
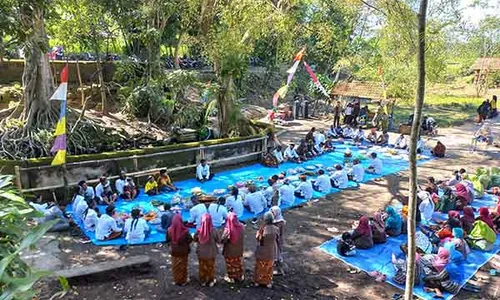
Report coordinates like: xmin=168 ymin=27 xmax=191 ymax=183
xmin=405 ymin=0 xmax=428 ymax=299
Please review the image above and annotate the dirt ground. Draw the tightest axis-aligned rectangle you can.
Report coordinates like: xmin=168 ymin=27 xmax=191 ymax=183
xmin=37 ymin=117 xmax=500 ymax=300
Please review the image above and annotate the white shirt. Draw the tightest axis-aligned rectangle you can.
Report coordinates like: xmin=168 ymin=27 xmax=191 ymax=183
xmin=73 ymin=194 xmax=84 ymax=211
xmin=225 ymin=195 xmax=244 ymax=217
xmin=96 ymin=214 xmax=122 ymax=240
xmin=354 ymin=129 xmax=365 ymax=140
xmin=273 ymin=149 xmax=284 ymax=163
xmin=196 ymin=164 xmax=210 ymax=180
xmin=84 ymin=186 xmax=95 ymax=199
xmin=74 ymin=198 xmax=88 ymax=221
xmin=244 ymin=191 xmax=267 ymax=215
xmin=84 ymin=208 xmax=99 ymax=231
xmin=417 ymin=139 xmax=425 ymax=151
xmin=124 ymin=218 xmax=150 ymax=244
xmin=279 ymin=184 xmax=295 ymax=206
xmin=208 ymin=203 xmax=228 ymax=227
xmin=418 ymin=191 xmax=435 ymax=222
xmin=395 ymin=136 xmax=407 ymax=148
xmin=315 ymin=174 xmax=332 ymax=192
xmin=370 ymin=158 xmax=383 ymax=174
xmin=115 ymin=178 xmax=126 ymax=195
xmin=345 ymin=106 xmax=353 ymax=115
xmin=263 ymin=186 xmax=275 ymax=205
xmin=331 ymin=170 xmax=348 ymax=189
xmin=314 ymin=133 xmax=326 ymax=146
xmin=352 ymin=164 xmax=365 ymax=182
xmin=95 ymin=183 xmax=105 ymax=201
xmin=295 ymin=181 xmax=313 ymax=200
xmin=343 ymin=127 xmax=353 ymax=138
xmin=189 ymin=203 xmax=209 ymax=228
xmin=284 ymin=146 xmax=299 ymax=159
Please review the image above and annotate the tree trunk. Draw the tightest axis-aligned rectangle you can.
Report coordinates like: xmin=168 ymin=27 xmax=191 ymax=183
xmin=404 ymin=0 xmax=428 ymax=299
xmin=95 ymin=59 xmax=108 ymax=115
xmin=173 ymin=30 xmax=184 ymax=70
xmin=217 ymin=74 xmax=234 ymax=137
xmin=20 ymin=5 xmax=55 ymax=130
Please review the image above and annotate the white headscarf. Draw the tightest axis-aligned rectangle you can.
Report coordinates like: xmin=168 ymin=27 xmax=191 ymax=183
xmin=418 ymin=191 xmax=435 ymax=222
xmin=270 ymin=206 xmax=285 ymax=223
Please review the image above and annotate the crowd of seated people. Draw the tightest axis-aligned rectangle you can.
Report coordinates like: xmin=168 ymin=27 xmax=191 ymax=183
xmin=337 ymin=165 xmax=499 ymax=297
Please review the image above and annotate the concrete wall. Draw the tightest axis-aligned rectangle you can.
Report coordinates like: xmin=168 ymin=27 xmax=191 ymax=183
xmin=0 ymin=60 xmax=116 ymax=84
xmin=13 ymin=137 xmax=264 ymax=202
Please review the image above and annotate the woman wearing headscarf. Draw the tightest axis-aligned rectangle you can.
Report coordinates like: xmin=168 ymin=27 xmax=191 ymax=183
xmin=221 ymin=213 xmax=245 ymax=283
xmin=194 ymin=214 xmax=220 ymax=287
xmin=477 ymin=207 xmax=496 ymax=231
xmin=421 ymin=247 xmax=450 ymax=273
xmin=460 ymin=206 xmax=475 ymax=233
xmin=462 ymin=180 xmax=475 ymax=203
xmin=167 ymin=214 xmax=193 ymax=286
xmin=466 ymin=219 xmax=497 ymax=251
xmin=491 ymin=202 xmax=500 ymax=232
xmin=254 ymin=211 xmax=279 ymax=288
xmin=435 ymin=187 xmax=456 ymax=213
xmin=391 ymin=252 xmax=424 ymax=286
xmin=385 ymin=206 xmax=402 ymax=236
xmin=454 ymin=183 xmax=470 ymax=210
xmin=443 ymin=227 xmax=469 ymax=262
xmin=351 ymin=216 xmax=374 ymax=249
xmin=418 ymin=190 xmax=435 ymax=223
xmin=371 ymin=212 xmax=387 ymax=244
xmin=270 ymin=206 xmax=286 ymax=275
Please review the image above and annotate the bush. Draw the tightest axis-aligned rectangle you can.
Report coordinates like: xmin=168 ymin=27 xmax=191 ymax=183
xmin=0 ymin=175 xmax=64 ymax=299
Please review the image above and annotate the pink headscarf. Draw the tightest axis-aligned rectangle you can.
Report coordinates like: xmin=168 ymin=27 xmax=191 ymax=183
xmin=355 ymin=216 xmax=372 ymax=237
xmin=197 ymin=213 xmax=213 ymax=245
xmin=448 ymin=210 xmax=460 ymax=220
xmin=462 ymin=206 xmax=475 ymax=224
xmin=432 ymin=247 xmax=450 ymax=272
xmin=224 ymin=212 xmax=244 ymax=244
xmin=372 ymin=212 xmax=385 ymax=233
xmin=168 ymin=214 xmax=189 ymax=245
xmin=455 ymin=183 xmax=470 ymax=202
xmin=478 ymin=207 xmax=495 ymax=230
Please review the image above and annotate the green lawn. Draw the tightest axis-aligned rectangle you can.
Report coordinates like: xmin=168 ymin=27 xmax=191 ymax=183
xmin=390 ymin=95 xmax=482 ymax=128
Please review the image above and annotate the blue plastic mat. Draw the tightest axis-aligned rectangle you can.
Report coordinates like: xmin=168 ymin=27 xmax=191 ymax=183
xmin=318 ymin=194 xmax=500 ymax=300
xmin=67 ymin=143 xmax=433 ymax=246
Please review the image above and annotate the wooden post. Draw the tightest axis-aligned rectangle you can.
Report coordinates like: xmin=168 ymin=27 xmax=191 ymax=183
xmin=14 ymin=166 xmax=23 ymax=191
xmin=199 ymin=145 xmax=205 ymax=160
xmin=132 ymin=156 xmax=139 ymax=171
xmin=62 ymin=164 xmax=69 ymax=203
xmin=263 ymin=137 xmax=268 ymax=155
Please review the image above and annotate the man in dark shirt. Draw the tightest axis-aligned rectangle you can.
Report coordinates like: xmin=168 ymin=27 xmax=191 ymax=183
xmin=157 ymin=203 xmax=175 ymax=233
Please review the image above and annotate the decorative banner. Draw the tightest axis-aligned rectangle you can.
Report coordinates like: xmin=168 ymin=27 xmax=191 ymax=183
xmin=272 ymin=48 xmax=306 ymax=107
xmin=303 ymin=61 xmax=329 ymax=97
xmin=50 ymin=66 xmax=69 ymax=166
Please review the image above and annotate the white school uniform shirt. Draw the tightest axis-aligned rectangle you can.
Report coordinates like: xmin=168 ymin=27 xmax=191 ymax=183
xmin=295 ymin=181 xmax=313 ymax=200
xmin=84 ymin=208 xmax=99 ymax=231
xmin=352 ymin=164 xmax=365 ymax=182
xmin=189 ymin=203 xmax=208 ymax=228
xmin=342 ymin=127 xmax=353 ymax=138
xmin=196 ymin=164 xmax=210 ymax=180
xmin=74 ymin=199 xmax=89 ymax=221
xmin=279 ymin=184 xmax=295 ymax=206
xmin=96 ymin=214 xmax=122 ymax=240
xmin=370 ymin=158 xmax=383 ymax=174
xmin=417 ymin=139 xmax=425 ymax=151
xmin=208 ymin=203 xmax=228 ymax=227
xmin=95 ymin=183 xmax=105 ymax=201
xmin=315 ymin=174 xmax=332 ymax=192
xmin=115 ymin=178 xmax=126 ymax=195
xmin=244 ymin=191 xmax=266 ymax=215
xmin=331 ymin=170 xmax=348 ymax=189
xmin=395 ymin=136 xmax=407 ymax=148
xmin=124 ymin=218 xmax=150 ymax=244
xmin=354 ymin=129 xmax=365 ymax=140
xmin=418 ymin=191 xmax=435 ymax=222
xmin=284 ymin=146 xmax=299 ymax=159
xmin=273 ymin=149 xmax=284 ymax=163
xmin=345 ymin=106 xmax=353 ymax=115
xmin=225 ymin=195 xmax=244 ymax=218
xmin=84 ymin=186 xmax=95 ymax=199
xmin=314 ymin=133 xmax=326 ymax=146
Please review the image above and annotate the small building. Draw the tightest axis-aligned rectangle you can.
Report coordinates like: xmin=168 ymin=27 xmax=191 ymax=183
xmin=471 ymin=57 xmax=500 ymax=72
xmin=331 ymin=81 xmax=385 ymax=103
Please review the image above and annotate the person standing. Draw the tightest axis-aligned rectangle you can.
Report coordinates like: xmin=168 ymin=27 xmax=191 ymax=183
xmin=221 ymin=213 xmax=245 ymax=283
xmin=344 ymin=102 xmax=353 ymax=125
xmin=167 ymin=214 xmax=193 ymax=286
xmin=333 ymin=101 xmax=341 ymax=128
xmin=270 ymin=206 xmax=286 ymax=275
xmin=490 ymin=95 xmax=497 ymax=117
xmin=194 ymin=214 xmax=220 ymax=287
xmin=254 ymin=212 xmax=279 ymax=288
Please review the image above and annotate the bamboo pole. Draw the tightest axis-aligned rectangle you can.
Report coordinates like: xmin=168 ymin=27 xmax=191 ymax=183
xmin=14 ymin=166 xmax=22 ymax=191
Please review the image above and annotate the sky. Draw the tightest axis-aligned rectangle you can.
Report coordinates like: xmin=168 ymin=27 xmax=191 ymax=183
xmin=460 ymin=0 xmax=500 ymax=25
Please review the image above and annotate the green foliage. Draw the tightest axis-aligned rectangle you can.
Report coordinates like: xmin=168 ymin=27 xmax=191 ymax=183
xmin=0 ymin=175 xmax=56 ymax=300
